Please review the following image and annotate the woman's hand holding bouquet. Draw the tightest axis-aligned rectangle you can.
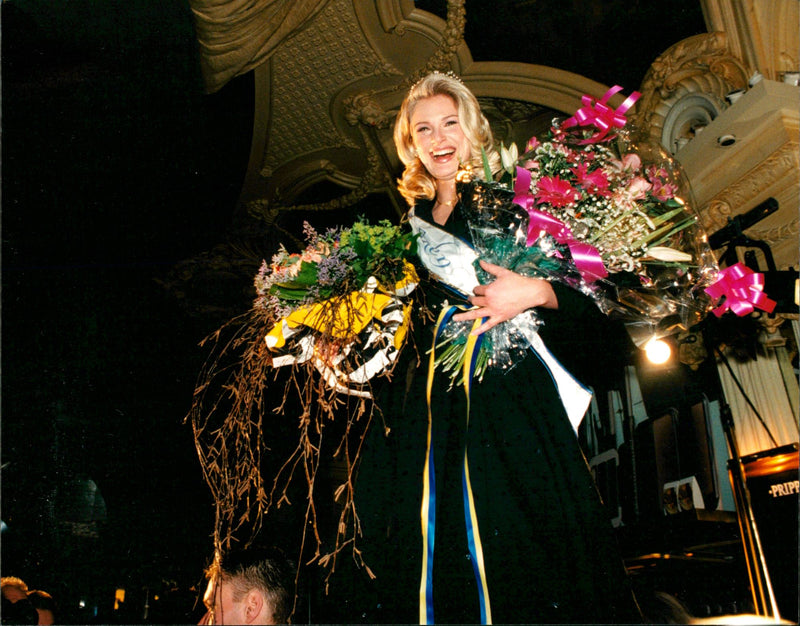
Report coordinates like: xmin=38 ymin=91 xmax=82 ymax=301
xmin=434 ymin=84 xmax=779 ymax=388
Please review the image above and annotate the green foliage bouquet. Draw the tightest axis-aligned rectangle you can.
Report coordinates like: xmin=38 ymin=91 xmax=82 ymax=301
xmin=254 ymin=219 xmax=418 ymax=395
xmin=189 ymin=217 xmax=419 ymax=589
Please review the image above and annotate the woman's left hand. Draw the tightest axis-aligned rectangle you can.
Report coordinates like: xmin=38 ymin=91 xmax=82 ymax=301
xmin=452 ymin=260 xmax=558 ymax=335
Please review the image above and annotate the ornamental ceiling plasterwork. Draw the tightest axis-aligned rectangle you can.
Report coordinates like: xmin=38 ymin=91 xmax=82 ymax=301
xmin=174 ymin=0 xmax=798 ymax=319
xmin=239 ymin=0 xmax=610 ymax=219
xmin=630 ymin=31 xmax=750 ymax=152
xmin=260 ymin=0 xmax=398 ymax=179
xmin=629 ymin=25 xmax=799 ymax=276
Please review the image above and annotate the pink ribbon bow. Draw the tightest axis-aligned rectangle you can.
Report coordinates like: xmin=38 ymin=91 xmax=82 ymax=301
xmin=514 ymin=167 xmax=608 ymax=282
xmin=561 ymin=85 xmax=641 ymax=144
xmin=704 ymin=262 xmax=777 ymax=317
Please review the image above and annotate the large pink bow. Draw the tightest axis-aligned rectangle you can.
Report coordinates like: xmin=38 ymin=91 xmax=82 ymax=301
xmin=514 ymin=167 xmax=608 ymax=282
xmin=705 ymin=262 xmax=776 ymax=317
xmin=561 ymin=85 xmax=641 ymax=144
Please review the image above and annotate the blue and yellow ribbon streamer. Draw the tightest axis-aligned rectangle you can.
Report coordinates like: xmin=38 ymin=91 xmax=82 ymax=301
xmin=419 ymin=305 xmax=492 ymax=625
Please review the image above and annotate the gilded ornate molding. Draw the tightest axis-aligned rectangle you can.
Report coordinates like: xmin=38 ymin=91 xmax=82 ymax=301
xmin=632 ymin=32 xmax=749 ymax=150
xmin=638 ymin=32 xmax=748 ymax=107
xmin=410 ymin=0 xmax=466 ymax=85
xmin=701 ymin=199 xmax=735 ymax=234
xmin=248 ymin=126 xmax=388 ymax=221
xmin=751 ymin=217 xmax=800 ymax=250
xmin=476 ymin=97 xmax=551 ymax=145
xmin=254 ymin=0 xmax=466 ymax=218
xmin=343 ymin=92 xmax=395 ymax=129
xmin=700 ymin=0 xmax=800 ymax=81
xmin=388 ymin=0 xmax=466 ymax=90
xmin=246 ymin=200 xmax=281 ymax=227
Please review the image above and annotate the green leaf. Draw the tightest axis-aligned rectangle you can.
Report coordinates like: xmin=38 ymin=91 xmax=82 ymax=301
xmin=481 ymin=147 xmax=493 ymax=181
xmin=295 ymin=261 xmax=319 ymax=284
xmin=630 ymin=216 xmax=695 ymax=249
xmin=645 ymin=217 xmax=697 ymax=249
xmin=269 ymin=285 xmax=310 ymax=301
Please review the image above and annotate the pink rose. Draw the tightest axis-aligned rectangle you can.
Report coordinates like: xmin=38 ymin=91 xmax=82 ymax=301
xmin=609 ymin=153 xmax=642 ymax=172
xmin=621 ymin=153 xmax=642 ymax=171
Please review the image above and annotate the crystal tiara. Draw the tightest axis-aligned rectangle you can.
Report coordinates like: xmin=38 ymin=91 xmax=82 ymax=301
xmin=408 ymin=70 xmax=464 ymax=96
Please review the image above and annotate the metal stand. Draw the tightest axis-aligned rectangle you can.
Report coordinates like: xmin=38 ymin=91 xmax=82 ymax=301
xmin=718 ymin=400 xmax=781 ymax=619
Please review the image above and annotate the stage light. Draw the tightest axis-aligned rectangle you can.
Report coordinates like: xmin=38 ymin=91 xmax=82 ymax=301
xmin=644 ymin=337 xmax=671 ymax=364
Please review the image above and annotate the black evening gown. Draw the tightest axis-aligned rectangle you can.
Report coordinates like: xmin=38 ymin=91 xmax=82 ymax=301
xmin=318 ymin=199 xmax=642 ymax=624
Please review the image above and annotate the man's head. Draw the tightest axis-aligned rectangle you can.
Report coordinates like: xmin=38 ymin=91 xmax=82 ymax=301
xmin=27 ymin=589 xmax=56 ymax=625
xmin=202 ymin=546 xmax=294 ymax=624
xmin=1 ymin=578 xmax=38 ymax=625
xmin=1 ymin=576 xmax=30 ymax=603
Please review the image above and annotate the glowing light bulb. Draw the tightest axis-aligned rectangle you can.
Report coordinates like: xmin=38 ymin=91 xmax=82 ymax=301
xmin=645 ymin=337 xmax=671 ymax=364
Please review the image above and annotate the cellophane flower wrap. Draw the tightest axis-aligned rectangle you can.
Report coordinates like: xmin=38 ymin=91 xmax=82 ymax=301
xmin=434 ymin=86 xmax=721 ymax=379
xmin=501 ymin=88 xmax=719 ymax=345
xmin=429 ymin=169 xmax=592 ymax=383
xmin=430 ymin=175 xmax=569 ymax=384
xmin=188 ymin=218 xmax=418 ymax=595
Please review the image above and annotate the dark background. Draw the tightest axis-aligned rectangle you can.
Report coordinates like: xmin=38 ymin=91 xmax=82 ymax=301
xmin=1 ymin=1 xmax=707 ymax=622
xmin=2 ymin=2 xmax=254 ymax=621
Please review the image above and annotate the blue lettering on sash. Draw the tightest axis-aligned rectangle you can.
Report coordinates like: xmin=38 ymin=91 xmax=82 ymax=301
xmin=418 ymin=228 xmax=457 ymax=269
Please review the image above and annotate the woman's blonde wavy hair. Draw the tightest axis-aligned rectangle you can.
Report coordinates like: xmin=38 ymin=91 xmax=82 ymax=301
xmin=393 ymin=72 xmax=500 ymax=206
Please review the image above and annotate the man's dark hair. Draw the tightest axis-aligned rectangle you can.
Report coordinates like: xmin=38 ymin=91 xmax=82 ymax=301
xmin=27 ymin=589 xmax=56 ymax=615
xmin=216 ymin=546 xmax=295 ymax=623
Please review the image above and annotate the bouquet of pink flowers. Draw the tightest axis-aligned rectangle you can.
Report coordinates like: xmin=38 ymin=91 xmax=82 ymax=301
xmin=425 ymin=85 xmax=775 ymax=392
xmin=493 ymin=87 xmax=720 ymax=343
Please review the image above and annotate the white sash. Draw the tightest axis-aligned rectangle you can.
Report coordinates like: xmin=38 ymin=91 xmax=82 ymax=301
xmin=409 ymin=208 xmax=592 ymax=431
xmin=409 ymin=210 xmax=479 ymax=298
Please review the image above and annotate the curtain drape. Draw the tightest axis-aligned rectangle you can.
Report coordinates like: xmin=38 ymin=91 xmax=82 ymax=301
xmin=717 ymin=346 xmax=800 ymax=458
xmin=188 ymin=0 xmax=332 ymax=93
